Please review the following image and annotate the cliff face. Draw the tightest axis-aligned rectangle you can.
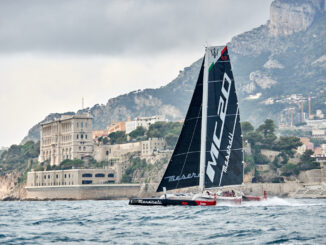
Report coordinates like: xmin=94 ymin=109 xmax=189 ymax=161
xmin=270 ymin=0 xmax=325 ymax=36
xmin=0 ymin=172 xmax=26 ymax=200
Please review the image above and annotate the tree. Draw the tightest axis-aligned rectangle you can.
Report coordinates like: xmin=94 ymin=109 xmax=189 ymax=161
xmin=165 ymin=133 xmax=178 ymax=149
xmin=108 ymin=131 xmax=127 ymax=144
xmin=241 ymin=121 xmax=254 ymax=137
xmin=274 ymin=136 xmax=302 ymax=157
xmin=298 ymin=150 xmax=320 ymax=171
xmin=256 ymin=119 xmax=277 ymax=146
xmin=147 ymin=122 xmax=166 ymax=138
xmin=246 ymin=131 xmax=262 ymax=146
xmin=129 ymin=126 xmax=146 ymax=139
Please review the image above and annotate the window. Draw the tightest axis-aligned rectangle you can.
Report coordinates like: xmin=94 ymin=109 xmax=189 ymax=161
xmin=48 ymin=175 xmax=50 ymax=179
xmin=44 ymin=175 xmax=46 ymax=179
xmin=82 ymin=180 xmax=92 ymax=184
xmin=107 ymin=180 xmax=115 ymax=184
xmin=65 ymin=174 xmax=67 ymax=178
xmin=77 ymin=134 xmax=79 ymax=139
xmin=81 ymin=134 xmax=84 ymax=139
xmin=77 ymin=122 xmax=79 ymax=128
xmin=85 ymin=134 xmax=87 ymax=139
xmin=56 ymin=174 xmax=58 ymax=179
xmin=95 ymin=173 xmax=105 ymax=178
xmin=82 ymin=173 xmax=92 ymax=178
xmin=69 ymin=174 xmax=70 ymax=178
xmin=79 ymin=146 xmax=81 ymax=150
xmin=83 ymin=146 xmax=86 ymax=151
xmin=108 ymin=173 xmax=114 ymax=178
xmin=106 ymin=151 xmax=109 ymax=156
xmin=81 ymin=122 xmax=84 ymax=128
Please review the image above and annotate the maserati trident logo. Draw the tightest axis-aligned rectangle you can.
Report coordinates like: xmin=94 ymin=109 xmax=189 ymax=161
xmin=210 ymin=47 xmax=218 ymax=58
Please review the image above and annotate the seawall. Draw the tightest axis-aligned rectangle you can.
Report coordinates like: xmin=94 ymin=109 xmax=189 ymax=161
xmin=25 ymin=184 xmax=140 ymax=200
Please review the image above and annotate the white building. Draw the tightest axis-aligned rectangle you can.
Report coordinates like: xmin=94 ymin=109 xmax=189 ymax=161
xmin=27 ymin=168 xmax=116 ymax=187
xmin=125 ymin=115 xmax=166 ymax=134
xmin=39 ymin=114 xmax=94 ymax=166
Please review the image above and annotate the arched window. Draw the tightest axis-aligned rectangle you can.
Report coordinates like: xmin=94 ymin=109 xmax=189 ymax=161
xmin=95 ymin=173 xmax=105 ymax=178
xmin=82 ymin=173 xmax=92 ymax=178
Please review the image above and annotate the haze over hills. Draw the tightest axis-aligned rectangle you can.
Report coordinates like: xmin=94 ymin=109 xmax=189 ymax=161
xmin=22 ymin=0 xmax=326 ymax=143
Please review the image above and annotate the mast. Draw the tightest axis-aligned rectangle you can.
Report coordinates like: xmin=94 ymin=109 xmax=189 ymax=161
xmin=199 ymin=48 xmax=209 ymax=192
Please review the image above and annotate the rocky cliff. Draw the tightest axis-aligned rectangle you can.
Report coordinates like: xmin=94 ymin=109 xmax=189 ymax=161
xmin=270 ymin=0 xmax=325 ymax=36
xmin=0 ymin=172 xmax=27 ymax=200
xmin=23 ymin=0 xmax=326 ymax=143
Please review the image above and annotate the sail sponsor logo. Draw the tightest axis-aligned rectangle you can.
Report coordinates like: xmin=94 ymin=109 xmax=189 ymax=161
xmin=165 ymin=172 xmax=199 ymax=182
xmin=222 ymin=132 xmax=233 ymax=173
xmin=206 ymin=73 xmax=232 ymax=183
xmin=210 ymin=47 xmax=219 ymax=58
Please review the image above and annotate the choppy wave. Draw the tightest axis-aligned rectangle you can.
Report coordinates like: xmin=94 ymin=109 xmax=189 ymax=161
xmin=0 ymin=199 xmax=325 ymax=244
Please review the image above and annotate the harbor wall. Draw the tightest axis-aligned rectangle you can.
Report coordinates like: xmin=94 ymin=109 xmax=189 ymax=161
xmin=25 ymin=184 xmax=140 ymax=200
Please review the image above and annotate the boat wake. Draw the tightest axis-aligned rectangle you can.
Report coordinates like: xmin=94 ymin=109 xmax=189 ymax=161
xmin=216 ymin=197 xmax=325 ymax=207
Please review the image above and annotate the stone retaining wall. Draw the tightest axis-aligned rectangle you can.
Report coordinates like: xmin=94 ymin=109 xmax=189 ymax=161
xmin=25 ymin=184 xmax=140 ymax=200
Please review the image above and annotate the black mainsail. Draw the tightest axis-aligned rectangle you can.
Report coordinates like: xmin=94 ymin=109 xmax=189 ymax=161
xmin=157 ymin=46 xmax=243 ymax=192
xmin=156 ymin=59 xmax=204 ymax=192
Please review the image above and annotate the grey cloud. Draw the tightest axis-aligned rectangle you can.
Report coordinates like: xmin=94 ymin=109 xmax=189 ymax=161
xmin=0 ymin=0 xmax=273 ymax=55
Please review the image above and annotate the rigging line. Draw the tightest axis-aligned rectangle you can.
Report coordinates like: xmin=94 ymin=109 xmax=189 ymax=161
xmin=208 ymin=79 xmax=235 ymax=83
xmin=207 ymin=113 xmax=239 ymax=118
xmin=175 ymin=104 xmax=202 ymax=189
xmin=172 ymin=147 xmax=243 ymax=158
xmin=185 ymin=116 xmax=202 ymax=121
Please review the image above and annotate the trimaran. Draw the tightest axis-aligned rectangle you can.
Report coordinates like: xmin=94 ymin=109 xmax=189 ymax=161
xmin=129 ymin=45 xmax=266 ymax=206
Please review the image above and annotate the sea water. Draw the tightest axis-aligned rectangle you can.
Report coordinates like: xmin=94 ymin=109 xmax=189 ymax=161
xmin=0 ymin=198 xmax=325 ymax=244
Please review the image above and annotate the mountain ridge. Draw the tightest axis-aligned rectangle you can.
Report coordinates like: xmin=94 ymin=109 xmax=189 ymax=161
xmin=22 ymin=0 xmax=326 ymax=144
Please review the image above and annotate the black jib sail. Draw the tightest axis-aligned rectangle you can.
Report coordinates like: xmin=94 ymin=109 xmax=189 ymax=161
xmin=204 ymin=46 xmax=243 ymax=188
xmin=156 ymin=59 xmax=204 ymax=192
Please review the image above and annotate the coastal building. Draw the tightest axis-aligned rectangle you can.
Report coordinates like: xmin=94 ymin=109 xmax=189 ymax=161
xmin=25 ymin=168 xmax=140 ymax=200
xmin=125 ymin=115 xmax=165 ymax=134
xmin=94 ymin=138 xmax=166 ymax=162
xmin=141 ymin=138 xmax=166 ymax=156
xmin=297 ymin=137 xmax=314 ymax=154
xmin=27 ymin=168 xmax=116 ymax=187
xmin=39 ymin=114 xmax=94 ymax=166
xmin=107 ymin=122 xmax=126 ymax=134
xmin=92 ymin=129 xmax=108 ymax=140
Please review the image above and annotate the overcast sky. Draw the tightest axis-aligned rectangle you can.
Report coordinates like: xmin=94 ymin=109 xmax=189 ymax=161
xmin=0 ymin=0 xmax=273 ymax=147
